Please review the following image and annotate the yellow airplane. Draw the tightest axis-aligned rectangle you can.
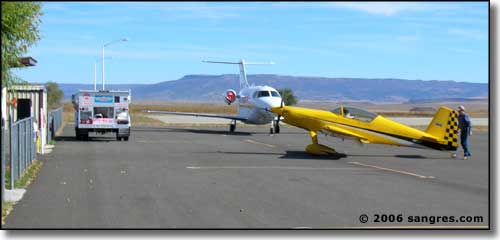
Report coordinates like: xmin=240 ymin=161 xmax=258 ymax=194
xmin=270 ymin=105 xmax=459 ymax=155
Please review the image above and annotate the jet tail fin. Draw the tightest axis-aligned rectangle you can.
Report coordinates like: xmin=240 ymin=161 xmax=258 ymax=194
xmin=425 ymin=106 xmax=459 ymax=151
xmin=203 ymin=59 xmax=274 ymax=90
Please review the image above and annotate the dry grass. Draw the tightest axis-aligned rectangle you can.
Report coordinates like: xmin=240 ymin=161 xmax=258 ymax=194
xmin=130 ymin=101 xmax=237 ymax=115
xmin=63 ymin=103 xmax=74 ymax=124
xmin=131 ymin=114 xmax=169 ymax=127
xmin=63 ymin=101 xmax=489 ymax=128
xmin=376 ymin=110 xmax=488 ymax=118
xmin=297 ymin=100 xmax=489 ymax=118
xmin=2 ymin=201 xmax=14 ymax=225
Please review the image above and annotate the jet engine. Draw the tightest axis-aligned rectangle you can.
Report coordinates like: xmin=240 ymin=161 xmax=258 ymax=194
xmin=224 ymin=89 xmax=237 ymax=105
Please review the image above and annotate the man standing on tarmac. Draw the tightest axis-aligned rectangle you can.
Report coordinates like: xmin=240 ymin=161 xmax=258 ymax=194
xmin=457 ymin=105 xmax=472 ymax=160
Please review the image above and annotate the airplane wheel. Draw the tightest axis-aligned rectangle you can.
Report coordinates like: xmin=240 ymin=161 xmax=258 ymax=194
xmin=270 ymin=128 xmax=274 ymax=134
xmin=230 ymin=124 xmax=236 ymax=132
xmin=275 ymin=124 xmax=280 ymax=134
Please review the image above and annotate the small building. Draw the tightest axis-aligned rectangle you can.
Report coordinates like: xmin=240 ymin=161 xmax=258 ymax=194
xmin=3 ymin=85 xmax=48 ymax=154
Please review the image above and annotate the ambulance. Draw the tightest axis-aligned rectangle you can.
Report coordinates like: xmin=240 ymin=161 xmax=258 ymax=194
xmin=72 ymin=90 xmax=131 ymax=141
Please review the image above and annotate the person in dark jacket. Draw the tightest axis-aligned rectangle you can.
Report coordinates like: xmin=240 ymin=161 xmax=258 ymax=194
xmin=457 ymin=105 xmax=472 ymax=160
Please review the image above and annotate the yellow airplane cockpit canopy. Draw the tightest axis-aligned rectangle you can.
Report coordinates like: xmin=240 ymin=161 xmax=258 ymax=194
xmin=331 ymin=106 xmax=378 ymax=122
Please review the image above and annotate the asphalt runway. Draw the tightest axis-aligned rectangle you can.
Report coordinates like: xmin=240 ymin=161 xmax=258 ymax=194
xmin=3 ymin=125 xmax=489 ymax=229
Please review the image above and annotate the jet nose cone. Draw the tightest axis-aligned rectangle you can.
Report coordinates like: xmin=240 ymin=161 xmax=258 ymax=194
xmin=268 ymin=98 xmax=283 ymax=108
xmin=258 ymin=97 xmax=283 ymax=109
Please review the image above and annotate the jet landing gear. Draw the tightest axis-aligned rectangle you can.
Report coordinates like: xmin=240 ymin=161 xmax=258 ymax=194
xmin=305 ymin=131 xmax=337 ymax=155
xmin=229 ymin=120 xmax=236 ymax=133
xmin=270 ymin=120 xmax=280 ymax=134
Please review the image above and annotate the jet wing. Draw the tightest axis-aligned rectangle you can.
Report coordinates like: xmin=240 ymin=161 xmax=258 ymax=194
xmin=322 ymin=124 xmax=370 ymax=143
xmin=144 ymin=110 xmax=247 ymax=121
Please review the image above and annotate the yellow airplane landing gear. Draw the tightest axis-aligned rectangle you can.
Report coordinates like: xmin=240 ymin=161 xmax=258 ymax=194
xmin=306 ymin=131 xmax=337 ymax=155
xmin=305 ymin=143 xmax=337 ymax=155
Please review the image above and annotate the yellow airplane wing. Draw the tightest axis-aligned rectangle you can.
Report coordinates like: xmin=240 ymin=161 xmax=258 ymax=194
xmin=323 ymin=124 xmax=370 ymax=143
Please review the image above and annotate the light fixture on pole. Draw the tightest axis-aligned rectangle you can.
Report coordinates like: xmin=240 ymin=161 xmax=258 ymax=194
xmin=102 ymin=37 xmax=128 ymax=90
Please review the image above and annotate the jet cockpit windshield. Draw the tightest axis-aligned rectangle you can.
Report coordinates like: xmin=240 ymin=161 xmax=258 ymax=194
xmin=254 ymin=90 xmax=281 ymax=98
xmin=331 ymin=106 xmax=378 ymax=122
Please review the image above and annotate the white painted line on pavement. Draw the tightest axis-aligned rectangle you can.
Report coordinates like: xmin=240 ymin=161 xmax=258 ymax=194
xmin=187 ymin=166 xmax=372 ymax=170
xmin=348 ymin=161 xmax=434 ymax=179
xmin=244 ymin=139 xmax=276 ymax=148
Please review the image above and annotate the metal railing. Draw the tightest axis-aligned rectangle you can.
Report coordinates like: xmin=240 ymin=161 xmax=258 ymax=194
xmin=8 ymin=117 xmax=36 ymax=189
xmin=47 ymin=107 xmax=63 ymax=142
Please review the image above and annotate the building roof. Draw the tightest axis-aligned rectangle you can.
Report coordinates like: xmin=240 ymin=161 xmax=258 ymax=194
xmin=18 ymin=57 xmax=37 ymax=66
xmin=10 ymin=84 xmax=46 ymax=92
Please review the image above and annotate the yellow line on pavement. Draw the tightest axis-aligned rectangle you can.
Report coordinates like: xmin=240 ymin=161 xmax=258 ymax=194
xmin=348 ymin=161 xmax=435 ymax=179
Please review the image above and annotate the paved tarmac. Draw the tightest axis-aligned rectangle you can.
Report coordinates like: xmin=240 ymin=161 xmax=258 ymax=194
xmin=3 ymin=125 xmax=489 ymax=229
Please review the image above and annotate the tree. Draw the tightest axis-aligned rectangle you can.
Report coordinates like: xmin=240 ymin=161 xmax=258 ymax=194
xmin=278 ymin=88 xmax=298 ymax=106
xmin=46 ymin=81 xmax=63 ymax=108
xmin=1 ymin=2 xmax=43 ymax=87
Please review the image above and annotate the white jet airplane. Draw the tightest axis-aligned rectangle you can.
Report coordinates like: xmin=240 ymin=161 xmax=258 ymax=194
xmin=145 ymin=59 xmax=284 ymax=133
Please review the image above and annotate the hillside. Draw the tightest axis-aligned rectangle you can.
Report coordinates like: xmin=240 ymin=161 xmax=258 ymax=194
xmin=59 ymin=74 xmax=488 ymax=103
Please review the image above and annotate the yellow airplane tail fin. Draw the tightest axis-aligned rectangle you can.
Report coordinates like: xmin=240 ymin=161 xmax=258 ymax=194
xmin=425 ymin=106 xmax=459 ymax=151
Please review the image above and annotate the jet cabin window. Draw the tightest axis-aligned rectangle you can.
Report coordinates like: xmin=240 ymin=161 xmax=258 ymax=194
xmin=271 ymin=91 xmax=280 ymax=97
xmin=331 ymin=106 xmax=378 ymax=122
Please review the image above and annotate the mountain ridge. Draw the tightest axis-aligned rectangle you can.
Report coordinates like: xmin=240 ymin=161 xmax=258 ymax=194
xmin=56 ymin=74 xmax=488 ymax=103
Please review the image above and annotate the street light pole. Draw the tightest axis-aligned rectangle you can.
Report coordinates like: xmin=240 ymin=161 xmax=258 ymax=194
xmin=101 ymin=46 xmax=105 ymax=90
xmin=94 ymin=62 xmax=97 ymax=91
xmin=101 ymin=38 xmax=128 ymax=90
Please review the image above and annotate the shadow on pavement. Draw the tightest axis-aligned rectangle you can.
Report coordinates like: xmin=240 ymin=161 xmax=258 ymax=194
xmin=132 ymin=127 xmax=254 ymax=136
xmin=55 ymin=135 xmax=117 ymax=142
xmin=198 ymin=150 xmax=347 ymax=160
xmin=201 ymin=150 xmax=452 ymax=161
xmin=346 ymin=154 xmax=451 ymax=160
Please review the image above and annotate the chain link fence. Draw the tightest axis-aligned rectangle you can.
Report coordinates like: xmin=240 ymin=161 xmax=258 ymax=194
xmin=7 ymin=117 xmax=36 ymax=190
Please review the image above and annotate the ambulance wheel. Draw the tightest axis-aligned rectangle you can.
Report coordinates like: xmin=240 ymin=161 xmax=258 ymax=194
xmin=124 ymin=136 xmax=129 ymax=141
xmin=116 ymin=136 xmax=122 ymax=141
xmin=75 ymin=129 xmax=81 ymax=140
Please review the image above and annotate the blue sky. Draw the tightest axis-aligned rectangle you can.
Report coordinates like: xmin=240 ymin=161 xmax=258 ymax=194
xmin=15 ymin=2 xmax=489 ymax=85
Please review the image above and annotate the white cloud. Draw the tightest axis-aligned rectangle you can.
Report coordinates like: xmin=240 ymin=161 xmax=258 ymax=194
xmin=43 ymin=15 xmax=135 ymax=26
xmin=448 ymin=28 xmax=486 ymax=40
xmin=120 ymin=2 xmax=243 ymax=20
xmin=270 ymin=2 xmax=458 ymax=17
xmin=42 ymin=3 xmax=69 ymax=11
xmin=331 ymin=2 xmax=427 ymax=16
